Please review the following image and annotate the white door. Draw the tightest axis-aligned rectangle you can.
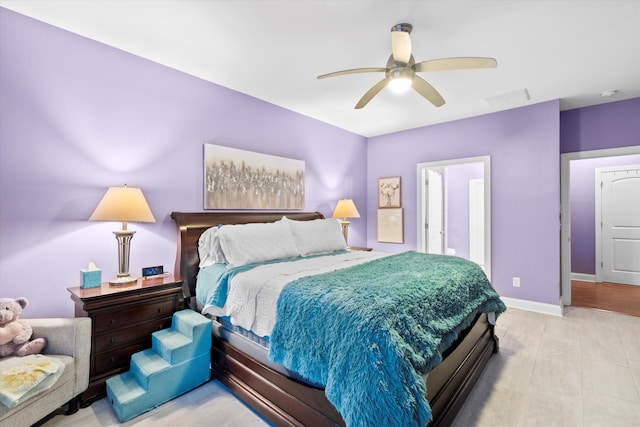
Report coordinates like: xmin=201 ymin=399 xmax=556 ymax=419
xmin=469 ymin=179 xmax=485 ymax=270
xmin=598 ymin=166 xmax=640 ymax=285
xmin=426 ymin=169 xmax=444 ymax=254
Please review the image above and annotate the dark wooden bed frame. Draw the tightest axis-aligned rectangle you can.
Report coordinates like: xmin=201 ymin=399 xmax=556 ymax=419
xmin=171 ymin=211 xmax=499 ymax=427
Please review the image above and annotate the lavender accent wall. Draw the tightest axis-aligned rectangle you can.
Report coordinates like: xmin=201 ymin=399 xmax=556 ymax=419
xmin=367 ymin=101 xmax=561 ymax=305
xmin=569 ymin=154 xmax=640 ymax=275
xmin=561 ymin=97 xmax=640 ymax=153
xmin=3 ymin=8 xmax=639 ymax=317
xmin=0 ymin=9 xmax=367 ymax=317
xmin=445 ymin=162 xmax=484 ymax=259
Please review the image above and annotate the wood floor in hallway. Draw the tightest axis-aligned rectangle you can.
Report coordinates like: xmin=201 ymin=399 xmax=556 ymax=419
xmin=572 ymin=280 xmax=640 ymax=317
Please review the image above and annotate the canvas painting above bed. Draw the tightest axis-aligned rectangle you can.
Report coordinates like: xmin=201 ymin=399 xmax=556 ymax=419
xmin=203 ymin=143 xmax=305 ymax=209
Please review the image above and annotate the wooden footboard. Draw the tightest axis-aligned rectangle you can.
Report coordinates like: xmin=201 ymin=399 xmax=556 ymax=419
xmin=426 ymin=313 xmax=498 ymax=427
xmin=212 ymin=339 xmax=343 ymax=427
xmin=211 ymin=313 xmax=498 ymax=427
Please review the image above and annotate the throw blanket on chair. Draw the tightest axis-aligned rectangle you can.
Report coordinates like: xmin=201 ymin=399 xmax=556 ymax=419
xmin=269 ymin=251 xmax=506 ymax=427
xmin=0 ymin=355 xmax=65 ymax=408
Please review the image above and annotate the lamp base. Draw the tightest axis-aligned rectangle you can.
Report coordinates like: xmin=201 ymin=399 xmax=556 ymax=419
xmin=111 ymin=228 xmax=136 ymax=286
xmin=109 ymin=275 xmax=137 ymax=286
xmin=339 ymin=220 xmax=350 ymax=246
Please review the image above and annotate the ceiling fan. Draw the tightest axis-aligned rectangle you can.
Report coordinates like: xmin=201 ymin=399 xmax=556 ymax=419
xmin=317 ymin=23 xmax=497 ymax=109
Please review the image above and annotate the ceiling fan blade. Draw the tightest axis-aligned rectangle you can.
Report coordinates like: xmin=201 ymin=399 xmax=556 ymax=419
xmin=414 ymin=57 xmax=497 ymax=73
xmin=355 ymin=79 xmax=388 ymax=109
xmin=391 ymin=30 xmax=412 ymax=64
xmin=317 ymin=67 xmax=387 ymax=79
xmin=412 ymin=76 xmax=445 ymax=107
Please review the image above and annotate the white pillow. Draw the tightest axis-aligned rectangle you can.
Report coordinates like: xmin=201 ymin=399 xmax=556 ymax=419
xmin=217 ymin=219 xmax=300 ymax=267
xmin=285 ymin=217 xmax=347 ymax=256
xmin=198 ymin=226 xmax=227 ymax=268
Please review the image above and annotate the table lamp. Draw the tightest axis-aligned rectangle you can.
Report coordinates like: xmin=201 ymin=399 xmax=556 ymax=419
xmin=89 ymin=186 xmax=155 ymax=285
xmin=332 ymin=199 xmax=360 ymax=246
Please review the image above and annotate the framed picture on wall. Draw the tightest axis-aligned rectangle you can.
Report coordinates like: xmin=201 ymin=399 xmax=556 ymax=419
xmin=378 ymin=176 xmax=401 ymax=208
xmin=377 ymin=208 xmax=404 ymax=243
xmin=203 ymin=143 xmax=305 ymax=209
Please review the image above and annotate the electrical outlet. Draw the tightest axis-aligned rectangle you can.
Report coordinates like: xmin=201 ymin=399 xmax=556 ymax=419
xmin=513 ymin=277 xmax=521 ymax=287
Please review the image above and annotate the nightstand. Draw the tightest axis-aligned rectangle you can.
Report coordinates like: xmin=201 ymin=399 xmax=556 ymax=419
xmin=349 ymin=246 xmax=373 ymax=251
xmin=68 ymin=275 xmax=183 ymax=406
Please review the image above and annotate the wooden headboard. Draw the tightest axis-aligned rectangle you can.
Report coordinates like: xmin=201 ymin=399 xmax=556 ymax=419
xmin=170 ymin=211 xmax=324 ymax=308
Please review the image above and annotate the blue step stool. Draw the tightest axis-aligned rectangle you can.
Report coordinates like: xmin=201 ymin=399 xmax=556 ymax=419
xmin=106 ymin=309 xmax=212 ymax=422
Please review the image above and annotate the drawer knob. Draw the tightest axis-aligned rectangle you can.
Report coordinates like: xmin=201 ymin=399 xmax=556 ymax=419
xmin=108 ymin=337 xmax=116 ymax=345
xmin=109 ymin=319 xmax=116 ymax=325
xmin=109 ymin=356 xmax=116 ymax=364
xmin=157 ymin=307 xmax=163 ymax=314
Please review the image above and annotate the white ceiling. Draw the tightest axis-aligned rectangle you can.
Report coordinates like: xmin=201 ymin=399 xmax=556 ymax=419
xmin=2 ymin=0 xmax=639 ymax=137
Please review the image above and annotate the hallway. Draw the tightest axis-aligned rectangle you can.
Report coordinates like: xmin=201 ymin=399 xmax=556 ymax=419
xmin=572 ymin=280 xmax=640 ymax=317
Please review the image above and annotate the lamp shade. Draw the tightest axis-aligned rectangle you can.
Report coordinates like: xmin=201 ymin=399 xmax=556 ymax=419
xmin=89 ymin=186 xmax=156 ymax=223
xmin=332 ymin=199 xmax=360 ymax=219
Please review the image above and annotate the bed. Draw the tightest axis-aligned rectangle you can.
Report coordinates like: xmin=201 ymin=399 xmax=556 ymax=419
xmin=171 ymin=211 xmax=504 ymax=427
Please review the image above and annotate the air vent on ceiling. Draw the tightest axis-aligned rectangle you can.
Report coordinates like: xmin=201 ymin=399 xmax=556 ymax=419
xmin=485 ymin=88 xmax=530 ymax=109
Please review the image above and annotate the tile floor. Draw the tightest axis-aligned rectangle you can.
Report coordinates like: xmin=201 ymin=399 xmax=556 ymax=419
xmin=41 ymin=307 xmax=640 ymax=427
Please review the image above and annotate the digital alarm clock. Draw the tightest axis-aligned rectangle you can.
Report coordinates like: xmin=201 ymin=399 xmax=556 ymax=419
xmin=142 ymin=265 xmax=164 ymax=278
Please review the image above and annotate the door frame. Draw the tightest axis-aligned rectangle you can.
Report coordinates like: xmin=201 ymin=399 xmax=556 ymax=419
xmin=469 ymin=178 xmax=485 ymax=269
xmin=416 ymin=155 xmax=491 ymax=281
xmin=426 ymin=167 xmax=445 ymax=254
xmin=560 ymin=145 xmax=640 ymax=306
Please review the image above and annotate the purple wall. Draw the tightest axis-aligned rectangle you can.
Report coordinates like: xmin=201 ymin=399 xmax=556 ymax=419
xmin=569 ymin=154 xmax=640 ymax=275
xmin=367 ymin=101 xmax=561 ymax=305
xmin=561 ymin=97 xmax=640 ymax=153
xmin=2 ymin=8 xmax=639 ymax=316
xmin=445 ymin=162 xmax=484 ymax=259
xmin=0 ymin=9 xmax=367 ymax=317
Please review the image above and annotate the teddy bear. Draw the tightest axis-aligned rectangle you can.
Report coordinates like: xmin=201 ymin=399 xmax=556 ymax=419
xmin=0 ymin=297 xmax=47 ymax=358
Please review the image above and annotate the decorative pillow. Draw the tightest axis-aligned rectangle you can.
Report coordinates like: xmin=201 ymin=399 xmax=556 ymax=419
xmin=217 ymin=219 xmax=300 ymax=267
xmin=198 ymin=225 xmax=227 ymax=268
xmin=285 ymin=217 xmax=347 ymax=256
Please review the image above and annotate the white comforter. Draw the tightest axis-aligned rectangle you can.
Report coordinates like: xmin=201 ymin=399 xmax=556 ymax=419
xmin=202 ymin=251 xmax=388 ymax=337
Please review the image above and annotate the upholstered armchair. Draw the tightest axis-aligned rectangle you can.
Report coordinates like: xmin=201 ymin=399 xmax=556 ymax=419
xmin=0 ymin=318 xmax=91 ymax=427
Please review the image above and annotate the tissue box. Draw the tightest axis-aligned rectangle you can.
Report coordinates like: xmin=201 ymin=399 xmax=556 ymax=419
xmin=81 ymin=269 xmax=102 ymax=289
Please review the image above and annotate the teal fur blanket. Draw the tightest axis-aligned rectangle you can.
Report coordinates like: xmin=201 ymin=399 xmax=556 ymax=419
xmin=269 ymin=251 xmax=506 ymax=427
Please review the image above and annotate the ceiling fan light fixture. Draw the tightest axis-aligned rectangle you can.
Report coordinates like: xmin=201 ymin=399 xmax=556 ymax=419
xmin=387 ymin=68 xmax=414 ymax=93
xmin=388 ymin=77 xmax=412 ymax=93
xmin=318 ymin=23 xmax=497 ymax=108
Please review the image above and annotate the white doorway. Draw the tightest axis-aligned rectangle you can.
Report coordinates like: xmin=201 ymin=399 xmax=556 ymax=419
xmin=596 ymin=165 xmax=640 ymax=285
xmin=469 ymin=178 xmax=485 ymax=270
xmin=560 ymin=146 xmax=640 ymax=305
xmin=426 ymin=168 xmax=444 ymax=254
xmin=417 ymin=156 xmax=491 ymax=281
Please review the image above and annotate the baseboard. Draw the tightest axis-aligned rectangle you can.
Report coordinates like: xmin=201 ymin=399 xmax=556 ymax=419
xmin=571 ymin=273 xmax=596 ymax=282
xmin=500 ymin=296 xmax=563 ymax=317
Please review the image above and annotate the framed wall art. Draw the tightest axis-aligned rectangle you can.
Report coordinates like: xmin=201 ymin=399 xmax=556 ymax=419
xmin=378 ymin=176 xmax=401 ymax=208
xmin=377 ymin=208 xmax=404 ymax=243
xmin=204 ymin=144 xmax=305 ymax=209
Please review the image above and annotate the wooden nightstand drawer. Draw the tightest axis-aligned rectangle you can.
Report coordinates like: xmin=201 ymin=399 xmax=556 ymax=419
xmin=68 ymin=275 xmax=183 ymax=406
xmin=93 ymin=342 xmax=148 ymax=376
xmin=94 ymin=298 xmax=175 ymax=333
xmin=93 ymin=317 xmax=172 ymax=354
